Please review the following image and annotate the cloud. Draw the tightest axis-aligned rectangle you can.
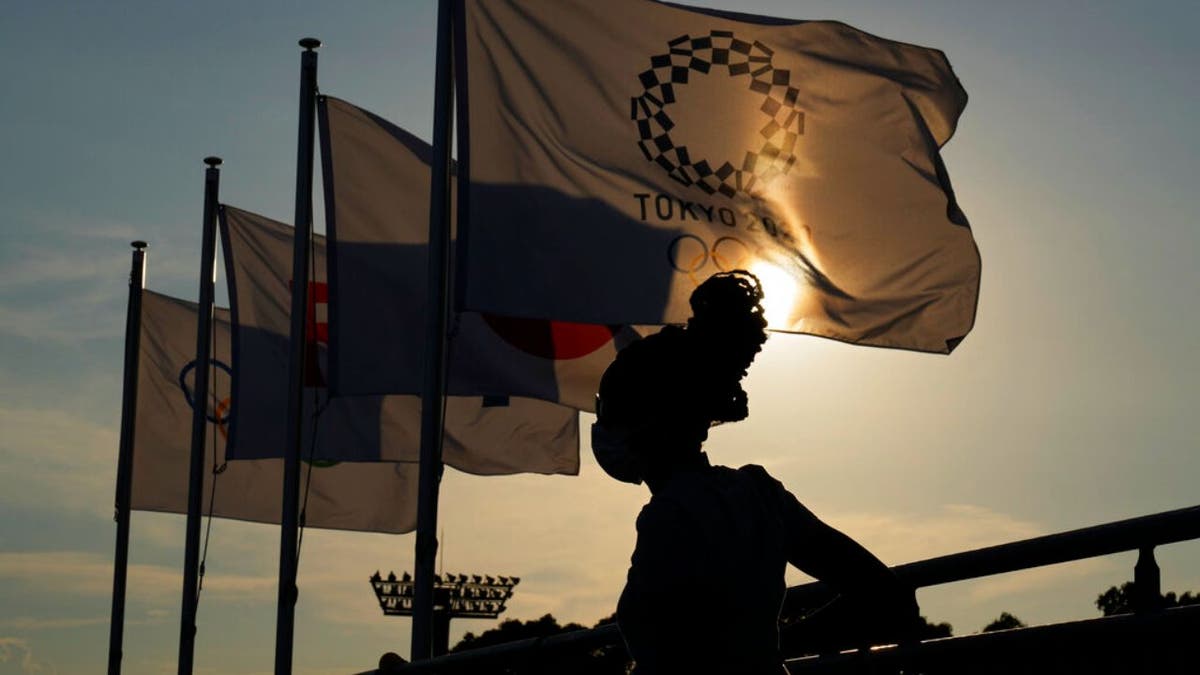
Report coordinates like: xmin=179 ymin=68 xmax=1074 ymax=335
xmin=52 ymin=221 xmax=142 ymax=242
xmin=0 ymin=407 xmax=118 ymax=517
xmin=1 ymin=248 xmax=126 ymax=288
xmin=0 ymin=213 xmax=198 ymax=344
xmin=0 ymin=551 xmax=275 ymax=605
xmin=0 ymin=288 xmax=127 ymax=343
xmin=0 ymin=618 xmax=108 ymax=631
xmin=802 ymin=504 xmax=1120 ymax=632
xmin=1 ymin=210 xmax=193 ymax=286
xmin=0 ymin=527 xmax=412 ymax=636
xmin=18 ymin=211 xmax=143 ymax=242
xmin=959 ymin=558 xmax=1111 ymax=604
xmin=817 ymin=504 xmax=1109 ymax=599
xmin=0 ymin=637 xmax=54 ymax=675
xmin=825 ymin=504 xmax=1044 ymax=566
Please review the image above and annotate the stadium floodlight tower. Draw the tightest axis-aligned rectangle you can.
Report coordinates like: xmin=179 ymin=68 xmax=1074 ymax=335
xmin=370 ymin=570 xmax=520 ymax=656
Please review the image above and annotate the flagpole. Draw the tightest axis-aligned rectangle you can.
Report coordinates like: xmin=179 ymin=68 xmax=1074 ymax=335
xmin=178 ymin=156 xmax=222 ymax=675
xmin=274 ymin=37 xmax=320 ymax=675
xmin=107 ymin=240 xmax=147 ymax=675
xmin=412 ymin=0 xmax=455 ymax=661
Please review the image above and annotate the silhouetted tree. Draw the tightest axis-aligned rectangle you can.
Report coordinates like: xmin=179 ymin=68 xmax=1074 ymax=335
xmin=451 ymin=613 xmax=631 ymax=675
xmin=453 ymin=613 xmax=585 ymax=652
xmin=1096 ymin=581 xmax=1200 ymax=616
xmin=981 ymin=611 xmax=1025 ymax=632
xmin=917 ymin=615 xmax=954 ymax=639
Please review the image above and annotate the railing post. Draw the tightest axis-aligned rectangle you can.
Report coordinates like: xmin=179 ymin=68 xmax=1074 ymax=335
xmin=1133 ymin=546 xmax=1161 ymax=612
xmin=432 ymin=610 xmax=450 ymax=658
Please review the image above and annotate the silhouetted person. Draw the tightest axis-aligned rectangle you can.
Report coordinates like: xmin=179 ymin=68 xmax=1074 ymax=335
xmin=593 ymin=271 xmax=918 ymax=675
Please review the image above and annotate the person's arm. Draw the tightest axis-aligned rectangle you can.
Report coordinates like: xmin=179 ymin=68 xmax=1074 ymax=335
xmin=788 ymin=517 xmax=920 ymax=647
xmin=750 ymin=467 xmax=920 ymax=645
xmin=790 ymin=516 xmax=911 ymax=602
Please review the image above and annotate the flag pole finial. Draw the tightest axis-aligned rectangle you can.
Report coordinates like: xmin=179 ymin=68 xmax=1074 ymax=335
xmin=203 ymin=156 xmax=222 ymax=168
xmin=299 ymin=37 xmax=321 ymax=51
xmin=130 ymin=240 xmax=147 ymax=250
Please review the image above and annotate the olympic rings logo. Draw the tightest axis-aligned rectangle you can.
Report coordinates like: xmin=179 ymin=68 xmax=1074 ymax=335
xmin=176 ymin=359 xmax=340 ymax=467
xmin=178 ymin=359 xmax=233 ymax=440
xmin=667 ymin=234 xmax=751 ymax=285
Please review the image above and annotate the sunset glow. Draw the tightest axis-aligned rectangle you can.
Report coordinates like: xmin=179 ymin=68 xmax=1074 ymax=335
xmin=749 ymin=259 xmax=798 ymax=329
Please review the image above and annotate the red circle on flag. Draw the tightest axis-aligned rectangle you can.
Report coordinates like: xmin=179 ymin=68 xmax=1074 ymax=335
xmin=482 ymin=314 xmax=618 ymax=360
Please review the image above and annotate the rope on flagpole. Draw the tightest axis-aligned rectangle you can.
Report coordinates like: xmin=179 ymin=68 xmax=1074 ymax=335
xmin=296 ymin=402 xmax=327 ymax=559
xmin=196 ymin=305 xmax=223 ymax=600
xmin=296 ymin=192 xmax=329 ymax=561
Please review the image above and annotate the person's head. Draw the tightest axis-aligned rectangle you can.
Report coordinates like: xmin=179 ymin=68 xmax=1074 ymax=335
xmin=592 ymin=271 xmax=768 ymax=486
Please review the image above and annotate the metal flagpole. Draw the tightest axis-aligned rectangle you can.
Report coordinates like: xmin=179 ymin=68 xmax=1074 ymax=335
xmin=107 ymin=240 xmax=148 ymax=675
xmin=274 ymin=37 xmax=320 ymax=675
xmin=178 ymin=156 xmax=222 ymax=675
xmin=412 ymin=0 xmax=455 ymax=661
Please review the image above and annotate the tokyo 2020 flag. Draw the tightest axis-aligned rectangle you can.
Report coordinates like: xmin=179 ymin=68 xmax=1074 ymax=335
xmin=318 ymin=96 xmax=644 ymax=410
xmin=132 ymin=290 xmax=419 ymax=533
xmin=218 ymin=205 xmax=579 ymax=474
xmin=457 ymin=0 xmax=980 ymax=353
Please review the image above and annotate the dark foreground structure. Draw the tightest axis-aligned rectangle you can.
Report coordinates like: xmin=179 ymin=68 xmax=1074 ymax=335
xmin=355 ymin=503 xmax=1199 ymax=674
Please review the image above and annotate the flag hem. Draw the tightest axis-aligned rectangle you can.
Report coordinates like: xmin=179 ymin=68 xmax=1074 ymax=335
xmin=216 ymin=204 xmax=244 ymax=457
xmin=452 ymin=0 xmax=473 ymax=316
xmin=316 ymin=95 xmax=345 ymax=396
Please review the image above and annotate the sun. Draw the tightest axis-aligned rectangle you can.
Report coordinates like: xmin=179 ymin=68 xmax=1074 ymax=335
xmin=749 ymin=260 xmax=798 ymax=329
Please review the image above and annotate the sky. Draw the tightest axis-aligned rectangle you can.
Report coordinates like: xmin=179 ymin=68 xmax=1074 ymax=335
xmin=1 ymin=0 xmax=1198 ymax=673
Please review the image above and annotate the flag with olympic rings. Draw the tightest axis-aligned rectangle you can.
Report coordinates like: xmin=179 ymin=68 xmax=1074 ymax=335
xmin=131 ymin=289 xmax=420 ymax=533
xmin=455 ymin=0 xmax=980 ymax=354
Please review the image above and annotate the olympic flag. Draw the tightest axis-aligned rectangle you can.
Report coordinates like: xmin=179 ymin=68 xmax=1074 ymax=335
xmin=456 ymin=0 xmax=980 ymax=353
xmin=217 ymin=204 xmax=580 ymax=474
xmin=318 ymin=96 xmax=645 ymax=410
xmin=131 ymin=290 xmax=419 ymax=533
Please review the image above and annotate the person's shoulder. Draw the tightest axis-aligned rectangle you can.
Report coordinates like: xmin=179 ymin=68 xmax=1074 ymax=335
xmin=734 ymin=463 xmax=780 ymax=485
xmin=635 ymin=494 xmax=683 ymax=531
xmin=697 ymin=463 xmax=784 ymax=494
xmin=634 ymin=479 xmax=714 ymax=534
xmin=734 ymin=464 xmax=807 ymax=505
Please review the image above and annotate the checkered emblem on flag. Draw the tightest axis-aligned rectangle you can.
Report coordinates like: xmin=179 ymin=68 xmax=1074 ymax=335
xmin=631 ymin=30 xmax=805 ymax=199
xmin=456 ymin=0 xmax=980 ymax=351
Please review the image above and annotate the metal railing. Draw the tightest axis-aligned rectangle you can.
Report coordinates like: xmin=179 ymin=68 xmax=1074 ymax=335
xmin=784 ymin=503 xmax=1200 ymax=614
xmin=364 ymin=503 xmax=1200 ymax=674
xmin=786 ymin=603 xmax=1200 ymax=673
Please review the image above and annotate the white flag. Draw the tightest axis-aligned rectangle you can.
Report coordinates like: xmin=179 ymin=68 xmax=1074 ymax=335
xmin=131 ymin=290 xmax=418 ymax=533
xmin=457 ymin=0 xmax=979 ymax=353
xmin=318 ymin=95 xmax=645 ymax=411
xmin=217 ymin=205 xmax=580 ymax=474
